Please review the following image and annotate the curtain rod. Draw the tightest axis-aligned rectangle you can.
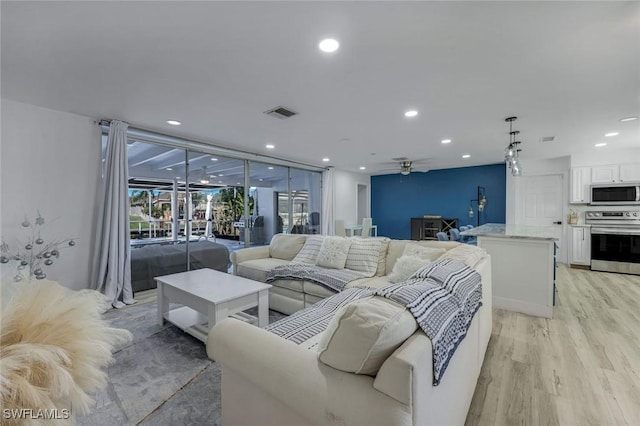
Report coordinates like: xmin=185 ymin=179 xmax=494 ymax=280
xmin=98 ymin=119 xmax=326 ymax=173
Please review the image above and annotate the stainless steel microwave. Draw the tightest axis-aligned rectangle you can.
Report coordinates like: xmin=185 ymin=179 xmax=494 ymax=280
xmin=591 ymin=183 xmax=640 ymax=205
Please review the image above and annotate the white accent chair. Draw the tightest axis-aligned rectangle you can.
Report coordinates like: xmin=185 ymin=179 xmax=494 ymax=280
xmin=361 ymin=217 xmax=373 ymax=237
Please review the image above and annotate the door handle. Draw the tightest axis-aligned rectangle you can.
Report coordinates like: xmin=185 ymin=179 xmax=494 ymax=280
xmin=553 ymin=221 xmax=562 ymax=225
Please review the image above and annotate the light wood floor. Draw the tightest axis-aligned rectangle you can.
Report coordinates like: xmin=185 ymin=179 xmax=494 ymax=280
xmin=466 ymin=264 xmax=640 ymax=426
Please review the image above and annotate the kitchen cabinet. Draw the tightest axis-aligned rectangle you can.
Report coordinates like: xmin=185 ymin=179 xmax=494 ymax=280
xmin=471 ymin=224 xmax=559 ymax=318
xmin=591 ymin=163 xmax=640 ymax=184
xmin=619 ymin=164 xmax=640 ymax=182
xmin=591 ymin=165 xmax=619 ymax=184
xmin=570 ymin=167 xmax=591 ymax=203
xmin=570 ymin=226 xmax=591 ymax=266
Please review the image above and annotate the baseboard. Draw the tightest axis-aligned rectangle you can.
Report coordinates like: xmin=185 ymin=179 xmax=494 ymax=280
xmin=570 ymin=264 xmax=590 ymax=270
xmin=492 ymin=296 xmax=553 ymax=319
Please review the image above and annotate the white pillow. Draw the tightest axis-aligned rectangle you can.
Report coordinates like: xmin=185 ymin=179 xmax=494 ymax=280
xmin=344 ymin=238 xmax=384 ymax=277
xmin=388 ymin=255 xmax=431 ymax=283
xmin=315 ymin=237 xmax=352 ymax=269
xmin=292 ymin=235 xmax=324 ymax=264
xmin=318 ymin=296 xmax=418 ymax=376
xmin=402 ymin=243 xmax=446 ymax=260
xmin=438 ymin=244 xmax=487 ymax=268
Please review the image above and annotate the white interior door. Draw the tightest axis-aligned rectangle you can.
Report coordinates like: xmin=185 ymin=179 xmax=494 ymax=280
xmin=516 ymin=173 xmax=566 ymax=262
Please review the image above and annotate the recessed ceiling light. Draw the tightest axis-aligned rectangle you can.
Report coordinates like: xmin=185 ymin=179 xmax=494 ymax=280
xmin=441 ymin=139 xmax=452 ymax=144
xmin=166 ymin=120 xmax=181 ymax=126
xmin=404 ymin=110 xmax=418 ymax=118
xmin=359 ymin=166 xmax=366 ymax=170
xmin=218 ymin=174 xmax=224 ymax=177
xmin=595 ymin=143 xmax=607 ymax=147
xmin=259 ymin=178 xmax=264 ymax=182
xmin=322 ymin=158 xmax=330 ymax=162
xmin=462 ymin=154 xmax=471 ymax=159
xmin=211 ymin=158 xmax=218 ymax=161
xmin=318 ymin=38 xmax=339 ymax=53
xmin=236 ymin=182 xmax=241 ymax=185
xmin=218 ymin=180 xmax=223 ymax=184
xmin=604 ymin=132 xmax=619 ymax=137
xmin=265 ymin=144 xmax=275 ymax=149
xmin=268 ymin=166 xmax=274 ymax=170
xmin=176 ymin=176 xmax=181 ymax=179
xmin=166 ymin=167 xmax=173 ymax=171
xmin=620 ymin=117 xmax=638 ymax=122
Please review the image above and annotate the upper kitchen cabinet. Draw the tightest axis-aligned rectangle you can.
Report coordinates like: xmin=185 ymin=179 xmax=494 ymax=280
xmin=619 ymin=164 xmax=640 ymax=182
xmin=570 ymin=167 xmax=591 ymax=204
xmin=592 ymin=164 xmax=640 ymax=184
xmin=591 ymin=165 xmax=619 ymax=184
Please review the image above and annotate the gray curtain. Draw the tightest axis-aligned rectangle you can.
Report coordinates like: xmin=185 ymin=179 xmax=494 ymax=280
xmin=92 ymin=120 xmax=135 ymax=308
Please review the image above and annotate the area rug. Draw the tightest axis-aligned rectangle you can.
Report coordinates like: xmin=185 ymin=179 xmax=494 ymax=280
xmin=77 ymin=299 xmax=285 ymax=425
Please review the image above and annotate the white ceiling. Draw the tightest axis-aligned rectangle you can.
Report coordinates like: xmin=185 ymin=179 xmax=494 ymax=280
xmin=2 ymin=1 xmax=639 ymax=175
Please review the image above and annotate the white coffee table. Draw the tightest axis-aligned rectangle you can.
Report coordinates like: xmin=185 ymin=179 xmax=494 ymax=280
xmin=155 ymin=268 xmax=272 ymax=342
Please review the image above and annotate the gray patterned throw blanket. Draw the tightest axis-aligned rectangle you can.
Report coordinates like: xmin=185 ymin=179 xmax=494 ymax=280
xmin=264 ymin=287 xmax=377 ymax=344
xmin=265 ymin=258 xmax=482 ymax=386
xmin=377 ymin=258 xmax=482 ymax=385
xmin=265 ymin=263 xmax=366 ymax=293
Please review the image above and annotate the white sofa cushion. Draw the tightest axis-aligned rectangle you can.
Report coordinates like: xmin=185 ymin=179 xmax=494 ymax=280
xmin=315 ymin=237 xmax=351 ymax=269
xmin=292 ymin=235 xmax=324 ymax=264
xmin=345 ymin=238 xmax=384 ymax=277
xmin=269 ymin=234 xmax=306 ymax=261
xmin=236 ymin=258 xmax=292 ymax=283
xmin=387 ymin=255 xmax=430 ymax=283
xmin=318 ymin=296 xmax=418 ymax=376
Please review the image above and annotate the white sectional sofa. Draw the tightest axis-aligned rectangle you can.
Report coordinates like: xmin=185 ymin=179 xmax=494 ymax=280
xmin=208 ymin=234 xmax=493 ymax=426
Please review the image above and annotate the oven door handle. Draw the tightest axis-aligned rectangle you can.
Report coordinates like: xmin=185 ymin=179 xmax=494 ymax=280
xmin=591 ymin=227 xmax=640 ymax=235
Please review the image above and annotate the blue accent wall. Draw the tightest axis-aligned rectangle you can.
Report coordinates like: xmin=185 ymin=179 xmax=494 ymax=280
xmin=371 ymin=164 xmax=506 ymax=239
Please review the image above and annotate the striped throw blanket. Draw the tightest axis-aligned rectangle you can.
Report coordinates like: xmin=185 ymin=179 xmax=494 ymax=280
xmin=265 ymin=263 xmax=366 ymax=293
xmin=264 ymin=287 xmax=377 ymax=344
xmin=377 ymin=258 xmax=482 ymax=385
xmin=265 ymin=259 xmax=482 ymax=386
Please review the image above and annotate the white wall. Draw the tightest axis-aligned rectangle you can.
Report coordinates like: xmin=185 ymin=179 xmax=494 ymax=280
xmin=1 ymin=99 xmax=101 ymax=289
xmin=570 ymin=147 xmax=640 ymax=168
xmin=333 ymin=169 xmax=371 ymax=226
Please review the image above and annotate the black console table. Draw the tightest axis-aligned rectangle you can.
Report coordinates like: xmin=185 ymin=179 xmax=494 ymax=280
xmin=410 ymin=217 xmax=458 ymax=240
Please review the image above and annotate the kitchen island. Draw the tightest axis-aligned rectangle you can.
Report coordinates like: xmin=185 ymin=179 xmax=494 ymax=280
xmin=461 ymin=223 xmax=560 ymax=318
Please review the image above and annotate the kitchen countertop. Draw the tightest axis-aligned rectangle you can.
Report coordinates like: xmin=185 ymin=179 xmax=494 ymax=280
xmin=460 ymin=223 xmax=561 ymax=241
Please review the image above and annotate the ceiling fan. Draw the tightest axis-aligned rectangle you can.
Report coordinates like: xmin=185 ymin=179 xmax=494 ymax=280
xmin=378 ymin=157 xmax=431 ymax=175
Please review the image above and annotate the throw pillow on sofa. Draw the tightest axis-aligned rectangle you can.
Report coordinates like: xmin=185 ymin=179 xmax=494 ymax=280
xmin=402 ymin=243 xmax=446 ymax=260
xmin=438 ymin=244 xmax=487 ymax=268
xmin=292 ymin=235 xmax=324 ymax=264
xmin=388 ymin=255 xmax=431 ymax=283
xmin=269 ymin=234 xmax=307 ymax=260
xmin=315 ymin=237 xmax=352 ymax=269
xmin=318 ymin=296 xmax=418 ymax=376
xmin=344 ymin=238 xmax=384 ymax=277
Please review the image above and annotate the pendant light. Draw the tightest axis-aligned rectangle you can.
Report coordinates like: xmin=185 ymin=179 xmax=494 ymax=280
xmin=505 ymin=116 xmax=523 ymax=177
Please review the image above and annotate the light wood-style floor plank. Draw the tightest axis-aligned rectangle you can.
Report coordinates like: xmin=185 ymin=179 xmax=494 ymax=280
xmin=466 ymin=264 xmax=640 ymax=426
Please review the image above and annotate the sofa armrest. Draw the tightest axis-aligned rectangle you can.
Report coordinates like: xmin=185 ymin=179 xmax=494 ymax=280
xmin=373 ymin=332 xmax=432 ymax=405
xmin=207 ymin=318 xmax=412 ymax=426
xmin=229 ymin=246 xmax=271 ymax=275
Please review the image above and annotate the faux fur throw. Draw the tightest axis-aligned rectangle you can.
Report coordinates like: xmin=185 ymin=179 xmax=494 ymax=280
xmin=0 ymin=280 xmax=132 ymax=425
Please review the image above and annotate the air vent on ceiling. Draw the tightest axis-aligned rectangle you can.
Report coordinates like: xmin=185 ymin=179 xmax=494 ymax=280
xmin=264 ymin=106 xmax=298 ymax=119
xmin=540 ymin=136 xmax=555 ymax=142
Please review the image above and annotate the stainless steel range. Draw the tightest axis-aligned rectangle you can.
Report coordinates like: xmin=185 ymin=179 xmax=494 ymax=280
xmin=586 ymin=210 xmax=640 ymax=275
